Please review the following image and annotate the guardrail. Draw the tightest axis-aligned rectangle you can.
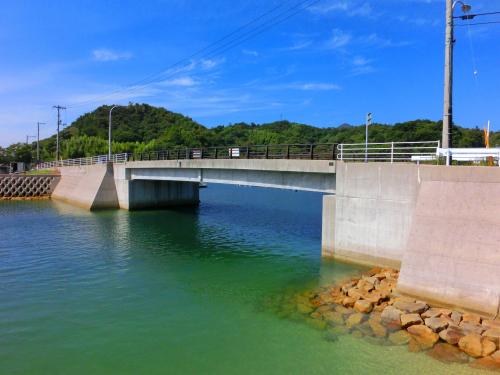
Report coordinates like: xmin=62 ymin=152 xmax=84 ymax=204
xmin=337 ymin=141 xmax=440 ymax=163
xmin=37 ymin=153 xmax=128 ymax=170
xmin=437 ymin=148 xmax=500 ymax=166
xmin=127 ymin=144 xmax=337 ymax=161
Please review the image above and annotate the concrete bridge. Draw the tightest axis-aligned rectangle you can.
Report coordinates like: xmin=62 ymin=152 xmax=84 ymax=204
xmin=41 ymin=144 xmax=500 ymax=318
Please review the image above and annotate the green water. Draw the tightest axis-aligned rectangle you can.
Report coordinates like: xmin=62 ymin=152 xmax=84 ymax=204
xmin=0 ymin=186 xmax=485 ymax=374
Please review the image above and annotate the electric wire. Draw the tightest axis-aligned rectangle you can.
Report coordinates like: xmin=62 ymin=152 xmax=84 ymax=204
xmin=66 ymin=0 xmax=319 ymax=109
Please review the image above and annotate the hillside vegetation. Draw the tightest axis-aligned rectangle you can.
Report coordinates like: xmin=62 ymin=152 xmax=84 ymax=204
xmin=1 ymin=103 xmax=497 ymax=163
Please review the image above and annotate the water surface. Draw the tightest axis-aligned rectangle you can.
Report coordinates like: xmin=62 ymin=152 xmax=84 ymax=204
xmin=0 ymin=185 xmax=486 ymax=374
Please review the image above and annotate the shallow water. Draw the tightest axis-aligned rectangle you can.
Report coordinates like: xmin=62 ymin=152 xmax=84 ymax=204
xmin=0 ymin=185 xmax=487 ymax=374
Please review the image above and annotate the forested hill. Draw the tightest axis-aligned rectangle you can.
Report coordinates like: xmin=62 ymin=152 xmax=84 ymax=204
xmin=1 ymin=103 xmax=496 ymax=163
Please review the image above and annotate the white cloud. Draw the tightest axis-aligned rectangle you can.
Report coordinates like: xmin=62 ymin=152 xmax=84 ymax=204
xmin=310 ymin=1 xmax=374 ymax=17
xmin=92 ymin=48 xmax=132 ymax=62
xmin=280 ymin=40 xmax=313 ymax=51
xmin=325 ymin=29 xmax=352 ymax=50
xmin=200 ymin=58 xmax=225 ymax=70
xmin=295 ymin=83 xmax=341 ymax=91
xmin=160 ymin=77 xmax=198 ymax=87
xmin=242 ymin=49 xmax=259 ymax=57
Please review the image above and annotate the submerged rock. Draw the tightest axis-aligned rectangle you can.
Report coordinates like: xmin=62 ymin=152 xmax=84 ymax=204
xmin=323 ymin=311 xmax=345 ymax=326
xmin=346 ymin=313 xmax=367 ymax=329
xmin=388 ymin=330 xmax=411 ymax=346
xmin=427 ymin=343 xmax=470 ymax=364
xmin=470 ymin=356 xmax=500 ymax=371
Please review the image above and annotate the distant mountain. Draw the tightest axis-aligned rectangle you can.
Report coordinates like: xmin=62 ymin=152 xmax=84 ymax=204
xmin=9 ymin=103 xmax=493 ymax=162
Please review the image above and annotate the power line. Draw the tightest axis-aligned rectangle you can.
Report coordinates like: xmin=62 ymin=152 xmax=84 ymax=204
xmin=456 ymin=20 xmax=500 ymax=27
xmin=454 ymin=10 xmax=500 ymax=19
xmin=67 ymin=0 xmax=319 ymax=109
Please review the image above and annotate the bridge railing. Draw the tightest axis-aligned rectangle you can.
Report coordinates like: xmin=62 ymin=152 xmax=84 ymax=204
xmin=337 ymin=141 xmax=440 ymax=163
xmin=37 ymin=153 xmax=128 ymax=170
xmin=127 ymin=144 xmax=337 ymax=161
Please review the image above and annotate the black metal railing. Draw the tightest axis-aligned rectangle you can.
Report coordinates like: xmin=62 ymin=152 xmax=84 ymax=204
xmin=127 ymin=143 xmax=337 ymax=162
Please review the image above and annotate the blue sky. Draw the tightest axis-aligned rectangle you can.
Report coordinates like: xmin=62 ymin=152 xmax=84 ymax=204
xmin=1 ymin=0 xmax=499 ymax=146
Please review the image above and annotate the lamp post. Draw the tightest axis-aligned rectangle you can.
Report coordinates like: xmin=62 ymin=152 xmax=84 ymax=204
xmin=365 ymin=112 xmax=372 ymax=163
xmin=442 ymin=0 xmax=472 ymax=158
xmin=108 ymin=105 xmax=119 ymax=160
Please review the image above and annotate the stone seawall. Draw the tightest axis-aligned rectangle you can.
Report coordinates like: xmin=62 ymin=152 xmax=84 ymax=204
xmin=0 ymin=175 xmax=59 ymax=198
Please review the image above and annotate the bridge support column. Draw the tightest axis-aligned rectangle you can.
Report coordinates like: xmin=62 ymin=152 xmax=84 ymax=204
xmin=321 ymin=194 xmax=336 ymax=257
xmin=116 ymin=179 xmax=199 ymax=210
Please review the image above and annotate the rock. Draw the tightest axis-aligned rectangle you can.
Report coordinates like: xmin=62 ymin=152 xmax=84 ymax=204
xmin=315 ymin=305 xmax=335 ymax=314
xmin=351 ymin=330 xmax=364 ymax=339
xmin=354 ymin=300 xmax=373 ymax=314
xmin=408 ymin=337 xmax=423 ymax=353
xmin=297 ymin=303 xmax=314 ymax=314
xmin=323 ymin=311 xmax=345 ymax=325
xmin=459 ymin=334 xmax=483 ymax=358
xmin=347 ymin=288 xmax=364 ymax=300
xmin=346 ymin=313 xmax=367 ymax=329
xmin=388 ymin=330 xmax=411 ymax=345
xmin=424 ymin=317 xmax=449 ymax=333
xmin=323 ymin=331 xmax=339 ymax=343
xmin=306 ymin=318 xmax=327 ymax=330
xmin=492 ymin=350 xmax=500 ymax=362
xmin=363 ymin=276 xmax=380 ymax=286
xmin=421 ymin=308 xmax=452 ymax=319
xmin=439 ymin=326 xmax=466 ymax=345
xmin=356 ymin=321 xmax=373 ymax=337
xmin=341 ymin=280 xmax=357 ymax=294
xmin=460 ymin=321 xmax=486 ymax=335
xmin=482 ymin=339 xmax=497 ymax=357
xmin=327 ymin=325 xmax=350 ymax=336
xmin=407 ymin=325 xmax=439 ymax=350
xmin=369 ymin=319 xmax=388 ymax=337
xmin=462 ymin=313 xmax=482 ymax=325
xmin=450 ymin=311 xmax=462 ymax=325
xmin=373 ymin=302 xmax=389 ymax=313
xmin=310 ymin=311 xmax=323 ymax=319
xmin=342 ymin=297 xmax=356 ymax=308
xmin=364 ymin=336 xmax=386 ymax=346
xmin=483 ymin=328 xmax=500 ymax=346
xmin=373 ymin=272 xmax=387 ymax=281
xmin=393 ymin=300 xmax=428 ymax=314
xmin=334 ymin=305 xmax=353 ymax=315
xmin=427 ymin=343 xmax=470 ymax=364
xmin=470 ymin=357 xmax=500 ymax=372
xmin=401 ymin=313 xmax=423 ymax=329
xmin=381 ymin=306 xmax=402 ymax=325
xmin=483 ymin=320 xmax=500 ymax=330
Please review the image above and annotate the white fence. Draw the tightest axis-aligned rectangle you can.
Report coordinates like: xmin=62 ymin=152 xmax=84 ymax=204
xmin=337 ymin=141 xmax=440 ymax=163
xmin=437 ymin=148 xmax=500 ymax=166
xmin=37 ymin=153 xmax=128 ymax=170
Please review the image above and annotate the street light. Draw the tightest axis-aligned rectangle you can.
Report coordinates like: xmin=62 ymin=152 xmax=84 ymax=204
xmin=442 ymin=0 xmax=472 ymax=157
xmin=365 ymin=112 xmax=372 ymax=163
xmin=108 ymin=105 xmax=120 ymax=160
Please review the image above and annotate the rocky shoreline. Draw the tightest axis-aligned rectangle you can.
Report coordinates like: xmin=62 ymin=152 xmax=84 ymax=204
xmin=286 ymin=268 xmax=500 ymax=372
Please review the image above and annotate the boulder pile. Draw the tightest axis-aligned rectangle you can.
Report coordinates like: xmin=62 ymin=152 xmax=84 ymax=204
xmin=294 ymin=267 xmax=500 ymax=371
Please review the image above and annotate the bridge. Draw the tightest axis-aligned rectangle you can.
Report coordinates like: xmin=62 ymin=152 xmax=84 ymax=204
xmin=35 ymin=141 xmax=500 ymax=318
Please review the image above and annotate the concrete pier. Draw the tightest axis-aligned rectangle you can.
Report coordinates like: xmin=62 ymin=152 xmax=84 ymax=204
xmin=116 ymin=180 xmax=199 ymax=210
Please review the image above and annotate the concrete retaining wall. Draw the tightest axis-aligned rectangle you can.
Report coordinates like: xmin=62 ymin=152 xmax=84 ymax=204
xmin=331 ymin=162 xmax=420 ymax=268
xmin=52 ymin=164 xmax=119 ymax=210
xmin=329 ymin=161 xmax=500 ymax=316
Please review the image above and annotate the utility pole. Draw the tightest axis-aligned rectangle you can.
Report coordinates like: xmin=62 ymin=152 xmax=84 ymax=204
xmin=365 ymin=112 xmax=372 ymax=163
xmin=53 ymin=105 xmax=66 ymax=161
xmin=442 ymin=0 xmax=472 ymax=160
xmin=37 ymin=122 xmax=46 ymax=165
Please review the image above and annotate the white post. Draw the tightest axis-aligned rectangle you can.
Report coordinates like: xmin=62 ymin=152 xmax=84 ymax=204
xmin=390 ymin=142 xmax=394 ymax=163
xmin=365 ymin=112 xmax=372 ymax=163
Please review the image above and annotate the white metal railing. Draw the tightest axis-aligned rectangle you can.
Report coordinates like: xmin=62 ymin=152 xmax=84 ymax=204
xmin=437 ymin=148 xmax=500 ymax=166
xmin=36 ymin=153 xmax=128 ymax=170
xmin=337 ymin=141 xmax=440 ymax=163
